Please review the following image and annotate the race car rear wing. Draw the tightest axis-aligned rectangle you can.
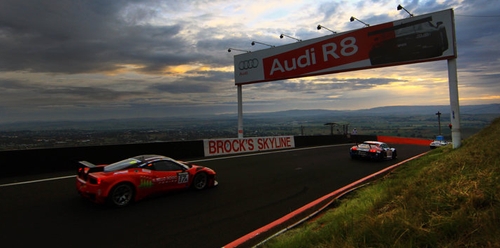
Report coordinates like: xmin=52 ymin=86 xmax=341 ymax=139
xmin=78 ymin=161 xmax=104 ymax=173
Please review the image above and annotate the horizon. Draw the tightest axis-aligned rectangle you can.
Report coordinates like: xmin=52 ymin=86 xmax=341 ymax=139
xmin=0 ymin=103 xmax=498 ymax=126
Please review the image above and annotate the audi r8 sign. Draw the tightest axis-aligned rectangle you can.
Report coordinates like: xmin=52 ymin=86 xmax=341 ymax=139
xmin=233 ymin=9 xmax=456 ymax=85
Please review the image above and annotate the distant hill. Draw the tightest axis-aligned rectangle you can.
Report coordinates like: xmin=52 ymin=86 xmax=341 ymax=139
xmin=0 ymin=104 xmax=498 ymax=131
xmin=242 ymin=104 xmax=500 ymax=118
xmin=354 ymin=104 xmax=500 ymax=115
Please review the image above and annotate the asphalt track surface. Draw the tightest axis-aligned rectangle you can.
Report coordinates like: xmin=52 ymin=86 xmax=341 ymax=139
xmin=0 ymin=143 xmax=429 ymax=248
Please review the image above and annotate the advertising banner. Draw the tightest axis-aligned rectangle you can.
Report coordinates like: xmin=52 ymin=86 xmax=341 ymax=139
xmin=203 ymin=136 xmax=295 ymax=156
xmin=234 ymin=9 xmax=455 ymax=85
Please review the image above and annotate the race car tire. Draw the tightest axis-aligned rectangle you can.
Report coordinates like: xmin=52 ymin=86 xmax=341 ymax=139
xmin=109 ymin=183 xmax=135 ymax=207
xmin=392 ymin=151 xmax=398 ymax=160
xmin=192 ymin=172 xmax=208 ymax=190
xmin=379 ymin=152 xmax=387 ymax=161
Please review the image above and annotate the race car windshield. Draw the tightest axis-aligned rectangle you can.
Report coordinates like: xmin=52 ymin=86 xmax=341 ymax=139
xmin=104 ymin=158 xmax=141 ymax=172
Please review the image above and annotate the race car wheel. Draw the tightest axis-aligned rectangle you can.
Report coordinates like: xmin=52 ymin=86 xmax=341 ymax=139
xmin=109 ymin=183 xmax=134 ymax=207
xmin=379 ymin=152 xmax=387 ymax=161
xmin=392 ymin=151 xmax=398 ymax=160
xmin=192 ymin=172 xmax=208 ymax=190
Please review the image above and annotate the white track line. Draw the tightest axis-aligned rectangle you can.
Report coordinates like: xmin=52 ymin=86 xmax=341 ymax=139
xmin=0 ymin=175 xmax=76 ymax=187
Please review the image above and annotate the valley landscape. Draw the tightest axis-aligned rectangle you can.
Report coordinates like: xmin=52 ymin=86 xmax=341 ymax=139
xmin=0 ymin=104 xmax=498 ymax=151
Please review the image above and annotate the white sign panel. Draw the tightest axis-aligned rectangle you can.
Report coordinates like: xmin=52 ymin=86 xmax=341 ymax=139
xmin=203 ymin=136 xmax=295 ymax=156
xmin=234 ymin=9 xmax=456 ymax=85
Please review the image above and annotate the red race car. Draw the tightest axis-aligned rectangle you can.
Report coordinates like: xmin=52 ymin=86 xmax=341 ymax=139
xmin=76 ymin=154 xmax=218 ymax=207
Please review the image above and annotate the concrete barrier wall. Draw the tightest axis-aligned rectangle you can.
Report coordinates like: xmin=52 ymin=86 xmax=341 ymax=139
xmin=294 ymin=134 xmax=376 ymax=147
xmin=0 ymin=141 xmax=204 ymax=178
xmin=0 ymin=134 xmax=397 ymax=178
xmin=377 ymin=136 xmax=433 ymax=146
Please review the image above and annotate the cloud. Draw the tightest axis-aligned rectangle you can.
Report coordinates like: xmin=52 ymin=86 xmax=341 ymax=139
xmin=0 ymin=0 xmax=194 ymax=74
xmin=250 ymin=77 xmax=401 ymax=93
xmin=0 ymin=0 xmax=499 ymax=123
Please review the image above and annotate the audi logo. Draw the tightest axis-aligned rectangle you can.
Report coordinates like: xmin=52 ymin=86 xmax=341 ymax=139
xmin=238 ymin=59 xmax=259 ymax=70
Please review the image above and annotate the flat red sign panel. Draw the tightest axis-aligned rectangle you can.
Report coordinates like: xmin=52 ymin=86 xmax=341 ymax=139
xmin=234 ymin=9 xmax=456 ymax=85
xmin=262 ymin=23 xmax=394 ymax=81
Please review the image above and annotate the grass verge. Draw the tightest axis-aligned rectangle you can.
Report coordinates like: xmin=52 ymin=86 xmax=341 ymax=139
xmin=262 ymin=117 xmax=500 ymax=248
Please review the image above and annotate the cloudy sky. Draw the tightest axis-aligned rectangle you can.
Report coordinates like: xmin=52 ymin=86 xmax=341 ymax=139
xmin=0 ymin=0 xmax=499 ymax=123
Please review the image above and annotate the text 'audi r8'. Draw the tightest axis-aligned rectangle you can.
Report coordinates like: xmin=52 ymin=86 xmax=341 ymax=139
xmin=349 ymin=141 xmax=397 ymax=161
xmin=76 ymin=155 xmax=218 ymax=207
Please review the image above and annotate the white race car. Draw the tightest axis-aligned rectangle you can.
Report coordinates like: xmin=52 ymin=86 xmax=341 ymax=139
xmin=349 ymin=141 xmax=397 ymax=161
xmin=430 ymin=135 xmax=450 ymax=149
xmin=430 ymin=140 xmax=450 ymax=149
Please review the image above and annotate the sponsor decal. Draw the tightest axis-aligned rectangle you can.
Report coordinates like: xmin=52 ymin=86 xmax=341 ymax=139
xmin=153 ymin=175 xmax=177 ymax=184
xmin=263 ymin=31 xmax=375 ymax=81
xmin=139 ymin=177 xmax=153 ymax=188
xmin=238 ymin=59 xmax=259 ymax=70
xmin=203 ymin=136 xmax=295 ymax=156
xmin=234 ymin=9 xmax=455 ymax=85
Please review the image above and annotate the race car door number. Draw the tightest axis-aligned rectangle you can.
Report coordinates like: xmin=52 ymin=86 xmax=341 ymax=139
xmin=178 ymin=172 xmax=189 ymax=184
